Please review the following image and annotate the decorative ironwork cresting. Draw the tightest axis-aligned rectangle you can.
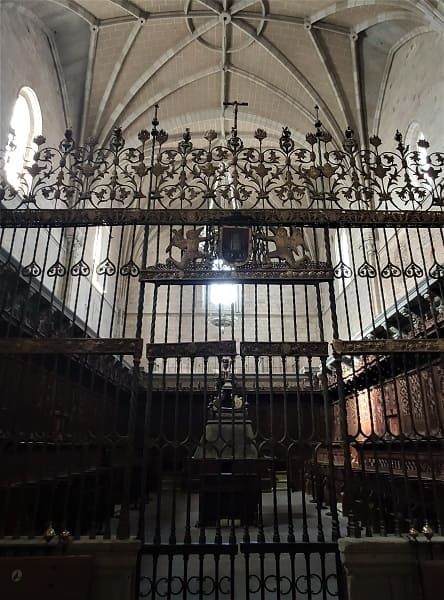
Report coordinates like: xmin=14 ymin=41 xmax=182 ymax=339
xmin=1 ymin=117 xmax=442 ymax=211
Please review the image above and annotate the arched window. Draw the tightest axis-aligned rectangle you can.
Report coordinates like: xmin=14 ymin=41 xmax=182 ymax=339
xmin=4 ymin=87 xmax=42 ymax=191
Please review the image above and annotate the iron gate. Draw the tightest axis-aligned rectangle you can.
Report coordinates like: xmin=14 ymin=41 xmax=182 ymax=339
xmin=0 ymin=110 xmax=443 ymax=600
xmin=137 ymin=336 xmax=346 ymax=599
xmin=139 ymin=544 xmax=342 ymax=599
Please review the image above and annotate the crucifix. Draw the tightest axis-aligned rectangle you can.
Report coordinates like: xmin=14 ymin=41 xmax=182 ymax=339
xmin=223 ymin=100 xmax=248 ymax=133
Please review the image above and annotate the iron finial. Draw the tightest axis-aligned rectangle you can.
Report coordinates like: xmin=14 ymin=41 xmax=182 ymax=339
xmin=395 ymin=129 xmax=405 ymax=153
xmin=342 ymin=127 xmax=357 ymax=153
xmin=314 ymin=105 xmax=322 ymax=130
xmin=152 ymin=104 xmax=159 ymax=135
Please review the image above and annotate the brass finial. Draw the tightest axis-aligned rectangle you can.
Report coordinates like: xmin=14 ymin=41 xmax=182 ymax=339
xmin=59 ymin=529 xmax=71 ymax=544
xmin=422 ymin=521 xmax=434 ymax=541
xmin=44 ymin=523 xmax=56 ymax=542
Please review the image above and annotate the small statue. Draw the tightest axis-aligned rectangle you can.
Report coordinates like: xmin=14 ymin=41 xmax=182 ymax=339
xmin=259 ymin=226 xmax=309 ymax=268
xmin=166 ymin=227 xmax=209 ymax=269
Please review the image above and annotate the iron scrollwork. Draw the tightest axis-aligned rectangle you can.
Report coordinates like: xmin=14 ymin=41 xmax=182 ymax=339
xmin=248 ymin=573 xmax=338 ymax=596
xmin=145 ymin=223 xmax=331 ymax=284
xmin=139 ymin=575 xmax=232 ymax=597
xmin=1 ymin=117 xmax=442 ymax=211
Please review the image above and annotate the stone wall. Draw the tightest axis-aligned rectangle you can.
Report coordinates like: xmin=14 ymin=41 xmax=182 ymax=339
xmin=378 ymin=30 xmax=444 ymax=148
xmin=0 ymin=4 xmax=66 ymax=149
xmin=340 ymin=537 xmax=444 ymax=600
xmin=0 ymin=537 xmax=140 ymax=600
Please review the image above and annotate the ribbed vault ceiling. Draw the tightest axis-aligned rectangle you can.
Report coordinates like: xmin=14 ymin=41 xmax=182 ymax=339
xmin=8 ymin=0 xmax=444 ymax=145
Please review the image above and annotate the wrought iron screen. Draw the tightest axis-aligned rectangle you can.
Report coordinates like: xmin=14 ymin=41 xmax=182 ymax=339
xmin=0 ymin=110 xmax=443 ymax=598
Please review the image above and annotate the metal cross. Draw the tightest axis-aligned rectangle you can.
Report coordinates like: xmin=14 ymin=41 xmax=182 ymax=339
xmin=223 ymin=100 xmax=248 ymax=132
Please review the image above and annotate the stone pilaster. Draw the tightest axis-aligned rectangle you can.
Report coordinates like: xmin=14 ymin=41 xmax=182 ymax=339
xmin=339 ymin=536 xmax=444 ymax=600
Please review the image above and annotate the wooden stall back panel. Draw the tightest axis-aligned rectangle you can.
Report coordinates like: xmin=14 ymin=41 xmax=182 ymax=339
xmin=433 ymin=365 xmax=444 ymax=429
xmin=422 ymin=560 xmax=444 ymax=600
xmin=0 ymin=555 xmax=93 ymax=600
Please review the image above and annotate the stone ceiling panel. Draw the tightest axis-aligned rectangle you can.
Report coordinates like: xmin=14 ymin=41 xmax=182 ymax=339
xmin=362 ymin=19 xmax=432 ymax=137
xmin=257 ymin=0 xmax=333 ymax=19
xmin=153 ymin=70 xmax=220 ymax=120
xmin=325 ymin=4 xmax=415 ymax=28
xmin=228 ymin=73 xmax=313 ymax=138
xmin=116 ymin=40 xmax=221 ymax=135
xmin=260 ymin=23 xmax=346 ymax=131
xmin=128 ymin=71 xmax=221 ymax=133
xmin=134 ymin=0 xmax=186 ymax=13
xmin=9 ymin=0 xmax=440 ymax=147
xmin=231 ymin=40 xmax=315 ymax=115
xmin=316 ymin=29 xmax=360 ymax=132
xmin=74 ymin=0 xmax=129 ymax=19
xmin=96 ymin=19 xmax=191 ymax=138
xmin=142 ymin=38 xmax=220 ymax=97
xmin=87 ymin=22 xmax=135 ymax=134
xmin=378 ymin=30 xmax=443 ymax=148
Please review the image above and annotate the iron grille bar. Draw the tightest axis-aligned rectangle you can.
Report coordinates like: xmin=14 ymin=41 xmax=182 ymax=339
xmin=1 ymin=208 xmax=443 ymax=228
xmin=146 ymin=341 xmax=236 ymax=358
xmin=0 ymin=113 xmax=442 ymax=598
xmin=0 ymin=337 xmax=143 ymax=357
xmin=240 ymin=341 xmax=329 ymax=357
xmin=139 ymin=266 xmax=334 ymax=284
xmin=333 ymin=339 xmax=444 ymax=354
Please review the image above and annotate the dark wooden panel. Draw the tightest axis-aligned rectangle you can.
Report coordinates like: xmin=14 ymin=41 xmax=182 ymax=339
xmin=240 ymin=341 xmax=329 ymax=357
xmin=423 ymin=560 xmax=444 ymax=600
xmin=317 ymin=443 xmax=444 ymax=482
xmin=0 ymin=337 xmax=143 ymax=357
xmin=0 ymin=555 xmax=92 ymax=600
xmin=1 ymin=208 xmax=443 ymax=228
